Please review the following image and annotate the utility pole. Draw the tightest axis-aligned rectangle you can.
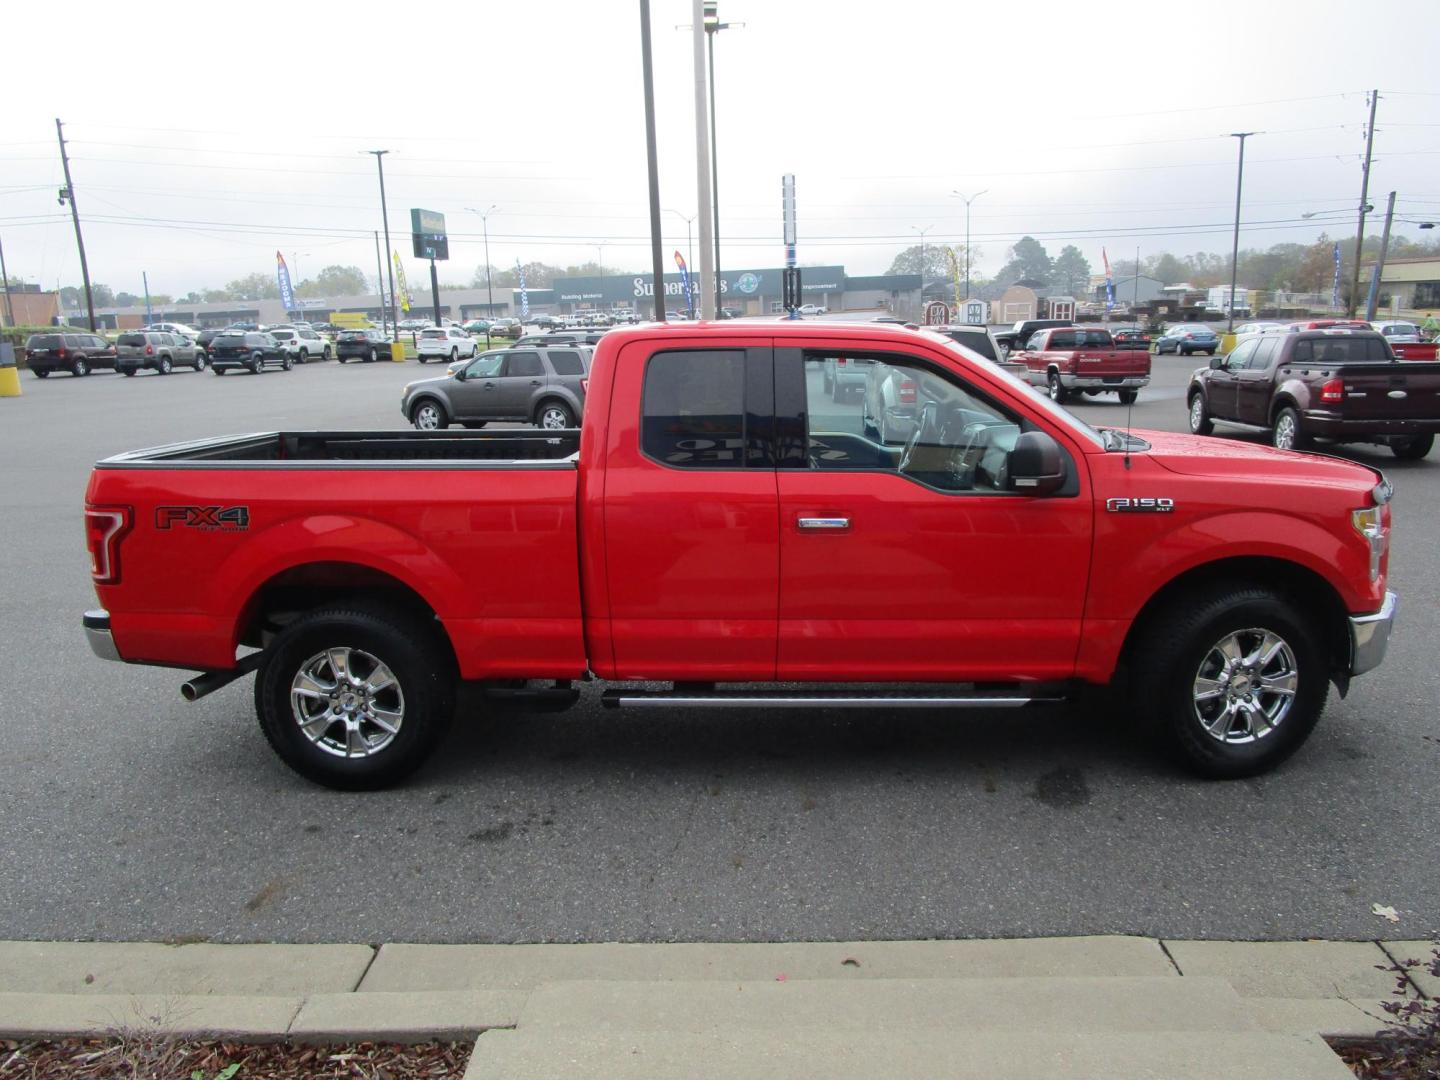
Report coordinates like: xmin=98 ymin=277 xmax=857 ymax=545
xmin=952 ymin=190 xmax=987 ymax=300
xmin=0 ymin=234 xmax=15 ymax=327
xmin=691 ymin=0 xmax=715 ymax=320
xmin=55 ymin=119 xmax=96 ymax=331
xmin=1226 ymin=132 xmax=1257 ymax=334
xmin=143 ymin=271 xmax=153 ymax=327
xmin=1347 ymin=90 xmax=1379 ymax=318
xmin=704 ymin=4 xmax=738 ymax=313
xmin=639 ymin=0 xmax=667 ymax=320
xmin=1366 ymin=191 xmax=1397 ymax=321
xmin=373 ymin=231 xmax=388 ymax=335
xmin=1133 ymin=246 xmax=1140 ymax=311
xmin=911 ymin=225 xmax=932 ymax=308
xmin=366 ymin=150 xmax=398 ymax=336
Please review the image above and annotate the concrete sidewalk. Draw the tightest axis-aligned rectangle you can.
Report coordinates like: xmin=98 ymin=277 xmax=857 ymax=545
xmin=0 ymin=936 xmax=1429 ymax=1078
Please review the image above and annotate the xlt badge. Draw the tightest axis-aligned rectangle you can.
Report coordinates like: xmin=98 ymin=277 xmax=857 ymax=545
xmin=1106 ymin=497 xmax=1174 ymax=513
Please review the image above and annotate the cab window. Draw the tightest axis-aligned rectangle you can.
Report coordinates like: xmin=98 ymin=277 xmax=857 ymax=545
xmin=641 ymin=350 xmax=747 ymax=469
xmin=505 ymin=353 xmax=544 ymax=378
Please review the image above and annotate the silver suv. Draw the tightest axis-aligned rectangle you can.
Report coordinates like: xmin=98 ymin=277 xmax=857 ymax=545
xmin=402 ymin=347 xmax=591 ymax=431
xmin=115 ymin=331 xmax=206 ymax=375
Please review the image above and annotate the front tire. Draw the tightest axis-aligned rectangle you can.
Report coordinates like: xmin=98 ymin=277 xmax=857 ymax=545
xmin=281 ymin=355 xmax=294 ymax=371
xmin=323 ymin=346 xmax=332 ymax=361
xmin=412 ymin=400 xmax=449 ymax=430
xmin=1272 ymin=407 xmax=1309 ymax=451
xmin=450 ymin=347 xmax=458 ymax=362
xmin=1129 ymin=586 xmax=1327 ymax=779
xmin=249 ymin=354 xmax=263 ymax=375
xmin=33 ymin=368 xmax=50 ymax=378
xmin=194 ymin=354 xmax=207 ymax=371
xmin=1047 ymin=371 xmax=1068 ymax=404
xmin=1188 ymin=392 xmax=1214 ymax=435
xmin=254 ymin=606 xmax=455 ymax=790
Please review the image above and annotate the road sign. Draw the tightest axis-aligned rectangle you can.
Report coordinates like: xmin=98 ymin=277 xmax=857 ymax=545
xmin=410 ymin=208 xmax=449 ymax=261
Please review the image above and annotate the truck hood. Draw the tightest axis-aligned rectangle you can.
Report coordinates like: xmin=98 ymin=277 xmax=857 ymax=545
xmin=1125 ymin=428 xmax=1383 ymax=486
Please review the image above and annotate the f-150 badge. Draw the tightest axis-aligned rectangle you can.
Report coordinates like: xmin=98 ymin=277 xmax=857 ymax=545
xmin=1106 ymin=497 xmax=1174 ymax=513
xmin=155 ymin=506 xmax=250 ymax=531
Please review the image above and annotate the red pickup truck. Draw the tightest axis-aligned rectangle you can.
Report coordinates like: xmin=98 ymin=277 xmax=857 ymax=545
xmin=83 ymin=323 xmax=1397 ymax=789
xmin=1010 ymin=326 xmax=1152 ymax=405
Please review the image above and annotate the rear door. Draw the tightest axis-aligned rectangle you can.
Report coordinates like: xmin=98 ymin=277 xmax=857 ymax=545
xmin=601 ymin=342 xmax=778 ymax=678
xmin=497 ymin=350 xmax=546 ymax=418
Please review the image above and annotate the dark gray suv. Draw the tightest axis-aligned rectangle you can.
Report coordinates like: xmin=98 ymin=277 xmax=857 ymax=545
xmin=402 ymin=347 xmax=590 ymax=430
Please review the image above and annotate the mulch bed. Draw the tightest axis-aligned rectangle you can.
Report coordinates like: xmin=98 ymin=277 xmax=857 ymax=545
xmin=1329 ymin=1040 xmax=1439 ymax=1079
xmin=0 ymin=1039 xmax=471 ymax=1079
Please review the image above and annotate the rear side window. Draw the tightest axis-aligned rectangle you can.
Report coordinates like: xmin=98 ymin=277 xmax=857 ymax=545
xmin=642 ymin=350 xmax=746 ymax=468
xmin=1049 ymin=331 xmax=1077 ymax=349
xmin=548 ymin=350 xmax=584 ymax=376
xmin=1248 ymin=339 xmax=1279 ymax=369
xmin=507 ymin=353 xmax=544 ymax=377
xmin=26 ymin=335 xmax=61 ymax=349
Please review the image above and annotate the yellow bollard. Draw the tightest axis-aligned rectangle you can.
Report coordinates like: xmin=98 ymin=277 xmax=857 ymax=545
xmin=1218 ymin=333 xmax=1237 ymax=355
xmin=390 ymin=339 xmax=406 ymax=362
xmin=0 ymin=344 xmax=21 ymax=397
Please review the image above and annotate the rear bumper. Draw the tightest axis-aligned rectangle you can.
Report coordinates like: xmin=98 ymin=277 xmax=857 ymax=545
xmin=1349 ymin=590 xmax=1398 ymax=676
xmin=83 ymin=609 xmax=121 ymax=663
xmin=1303 ymin=414 xmax=1440 ymax=439
xmin=1059 ymin=374 xmax=1150 ymax=390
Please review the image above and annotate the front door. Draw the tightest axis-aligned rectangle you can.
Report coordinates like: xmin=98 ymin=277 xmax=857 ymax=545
xmin=1235 ymin=337 xmax=1280 ymax=425
xmin=1204 ymin=337 xmax=1256 ymax=419
xmin=600 ymin=342 xmax=779 ymax=679
xmin=449 ymin=352 xmax=507 ymax=419
xmin=774 ymin=346 xmax=1093 ymax=682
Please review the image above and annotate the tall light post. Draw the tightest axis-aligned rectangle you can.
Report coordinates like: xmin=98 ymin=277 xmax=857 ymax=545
xmin=950 ymin=189 xmax=988 ymax=300
xmin=911 ymin=225 xmax=932 ymax=311
xmin=703 ymin=3 xmax=741 ymax=313
xmin=1224 ymin=133 xmax=1257 ymax=333
xmin=365 ymin=150 xmax=398 ymax=336
xmin=465 ymin=205 xmax=498 ymax=344
xmin=666 ymin=209 xmax=697 ymax=316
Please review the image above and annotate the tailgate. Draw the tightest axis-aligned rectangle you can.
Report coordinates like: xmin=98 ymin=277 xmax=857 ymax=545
xmin=1073 ymin=350 xmax=1151 ymax=377
xmin=1320 ymin=362 xmax=1440 ymax=420
xmin=1392 ymin=342 xmax=1439 ymax=361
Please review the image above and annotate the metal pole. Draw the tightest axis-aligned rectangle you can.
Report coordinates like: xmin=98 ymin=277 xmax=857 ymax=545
xmin=373 ymin=231 xmax=388 ymax=335
xmin=1133 ymin=247 xmax=1140 ymax=311
xmin=1366 ymin=191 xmax=1397 ymax=322
xmin=639 ymin=0 xmax=667 ymax=319
xmin=687 ymin=218 xmax=694 ymax=316
xmin=1226 ymin=132 xmax=1255 ymax=334
xmin=55 ymin=119 xmax=96 ymax=331
xmin=1348 ymin=90 xmax=1379 ymax=318
xmin=952 ymin=190 xmax=987 ymax=301
xmin=0 ymin=234 xmax=14 ymax=327
xmin=707 ymin=26 xmax=721 ymax=313
xmin=430 ymin=259 xmax=442 ymax=327
xmin=367 ymin=150 xmax=398 ymax=336
xmin=692 ymin=0 xmax=715 ymax=320
xmin=143 ymin=271 xmax=152 ymax=327
xmin=483 ymin=216 xmax=493 ymax=345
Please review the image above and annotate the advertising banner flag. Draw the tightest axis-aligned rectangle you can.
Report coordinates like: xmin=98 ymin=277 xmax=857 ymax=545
xmin=1332 ymin=243 xmax=1342 ymax=308
xmin=275 ymin=252 xmax=296 ymax=313
xmin=674 ymin=250 xmax=694 ymax=315
xmin=1102 ymin=248 xmax=1116 ymax=310
xmin=517 ymin=261 xmax=529 ymax=318
xmin=392 ymin=252 xmax=412 ymax=313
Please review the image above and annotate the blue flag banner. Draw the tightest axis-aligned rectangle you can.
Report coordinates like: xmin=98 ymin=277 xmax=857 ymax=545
xmin=674 ymin=250 xmax=694 ymax=315
xmin=1332 ymin=243 xmax=1342 ymax=308
xmin=517 ymin=261 xmax=529 ymax=318
xmin=276 ymin=252 xmax=296 ymax=313
xmin=1102 ymin=248 xmax=1115 ymax=310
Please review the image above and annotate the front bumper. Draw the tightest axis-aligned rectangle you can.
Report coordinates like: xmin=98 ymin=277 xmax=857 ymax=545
xmin=1059 ymin=374 xmax=1151 ymax=390
xmin=83 ymin=609 xmax=122 ymax=662
xmin=1349 ymin=590 xmax=1398 ymax=676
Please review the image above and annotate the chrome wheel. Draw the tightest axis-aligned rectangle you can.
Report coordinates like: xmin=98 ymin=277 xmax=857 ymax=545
xmin=1273 ymin=412 xmax=1297 ymax=450
xmin=413 ymin=402 xmax=444 ymax=430
xmin=1188 ymin=395 xmax=1207 ymax=434
xmin=539 ymin=404 xmax=572 ymax=429
xmin=290 ymin=647 xmax=405 ymax=759
xmin=1191 ymin=628 xmax=1297 ymax=745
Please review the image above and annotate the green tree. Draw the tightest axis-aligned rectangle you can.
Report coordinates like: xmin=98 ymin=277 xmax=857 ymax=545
xmin=295 ymin=265 xmax=368 ymax=298
xmin=995 ymin=236 xmax=1052 ymax=285
xmin=886 ymin=244 xmax=954 ymax=281
xmin=1145 ymin=253 xmax=1188 ymax=285
xmin=223 ymin=273 xmax=279 ymax=301
xmin=1052 ymin=246 xmax=1092 ymax=294
xmin=59 ymin=283 xmax=115 ymax=307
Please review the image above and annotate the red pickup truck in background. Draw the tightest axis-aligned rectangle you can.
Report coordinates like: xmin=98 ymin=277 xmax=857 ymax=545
xmin=83 ymin=323 xmax=1396 ymax=789
xmin=1010 ymin=326 xmax=1152 ymax=405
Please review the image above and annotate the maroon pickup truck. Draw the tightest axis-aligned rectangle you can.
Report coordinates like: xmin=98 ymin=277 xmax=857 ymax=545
xmin=1187 ymin=329 xmax=1440 ymax=458
xmin=1011 ymin=327 xmax=1152 ymax=405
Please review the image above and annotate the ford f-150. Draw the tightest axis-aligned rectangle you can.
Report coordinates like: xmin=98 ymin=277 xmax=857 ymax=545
xmin=82 ymin=323 xmax=1397 ymax=789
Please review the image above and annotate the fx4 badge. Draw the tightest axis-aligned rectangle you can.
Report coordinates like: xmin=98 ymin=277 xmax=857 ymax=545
xmin=155 ymin=505 xmax=250 ymax=531
xmin=1106 ymin=497 xmax=1175 ymax=513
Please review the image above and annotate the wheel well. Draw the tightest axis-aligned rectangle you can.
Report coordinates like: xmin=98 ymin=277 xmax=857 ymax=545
xmin=237 ymin=562 xmax=457 ymax=670
xmin=409 ymin=393 xmax=446 ymax=419
xmin=1120 ymin=556 xmax=1351 ymax=681
xmin=1270 ymin=395 xmax=1298 ymax=424
xmin=534 ymin=395 xmax=571 ymax=420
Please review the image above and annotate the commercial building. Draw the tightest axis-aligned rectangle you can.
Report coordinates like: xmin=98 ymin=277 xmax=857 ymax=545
xmin=1364 ymin=256 xmax=1440 ymax=312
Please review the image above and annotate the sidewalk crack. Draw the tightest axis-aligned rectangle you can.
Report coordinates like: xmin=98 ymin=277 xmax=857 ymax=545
xmin=1157 ymin=940 xmax=1184 ymax=976
xmin=351 ymin=944 xmax=382 ymax=992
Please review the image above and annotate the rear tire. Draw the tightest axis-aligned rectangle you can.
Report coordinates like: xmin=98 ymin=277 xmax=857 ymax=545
xmin=249 ymin=354 xmax=263 ymax=375
xmin=368 ymin=347 xmax=378 ymax=363
xmin=1391 ymin=433 xmax=1434 ymax=460
xmin=323 ymin=346 xmax=332 ymax=361
xmin=158 ymin=357 xmax=173 ymax=375
xmin=298 ymin=349 xmax=309 ymax=364
xmin=1188 ymin=392 xmax=1214 ymax=435
xmin=72 ymin=359 xmax=89 ymax=377
xmin=122 ymin=368 xmax=137 ymax=377
xmin=33 ymin=368 xmax=50 ymax=378
xmin=281 ymin=355 xmax=294 ymax=371
xmin=1118 ymin=389 xmax=1139 ymax=405
xmin=211 ymin=365 xmax=224 ymax=375
xmin=1272 ymin=407 xmax=1309 ymax=451
xmin=536 ymin=400 xmax=575 ymax=429
xmin=1129 ymin=585 xmax=1327 ymax=779
xmin=1047 ymin=370 xmax=1068 ymax=404
xmin=254 ymin=605 xmax=455 ymax=791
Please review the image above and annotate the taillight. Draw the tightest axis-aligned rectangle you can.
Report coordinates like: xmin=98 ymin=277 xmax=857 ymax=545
xmin=581 ymin=378 xmax=590 ymax=394
xmin=1319 ymin=378 xmax=1344 ymax=404
xmin=85 ymin=506 xmax=131 ymax=585
xmin=837 ymin=358 xmax=847 ymax=366
xmin=57 ymin=346 xmax=67 ymax=359
xmin=145 ymin=344 xmax=154 ymax=356
xmin=898 ymin=379 xmax=917 ymax=404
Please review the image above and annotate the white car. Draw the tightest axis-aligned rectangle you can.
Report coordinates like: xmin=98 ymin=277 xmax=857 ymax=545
xmin=798 ymin=304 xmax=828 ymax=316
xmin=416 ymin=325 xmax=478 ymax=364
xmin=144 ymin=321 xmax=201 ymax=341
xmin=1370 ymin=320 xmax=1423 ymax=344
xmin=268 ymin=326 xmax=333 ymax=362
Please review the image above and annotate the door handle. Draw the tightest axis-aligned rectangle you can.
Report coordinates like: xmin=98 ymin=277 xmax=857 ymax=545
xmin=798 ymin=517 xmax=850 ymax=531
xmin=530 ymin=379 xmax=542 ymax=385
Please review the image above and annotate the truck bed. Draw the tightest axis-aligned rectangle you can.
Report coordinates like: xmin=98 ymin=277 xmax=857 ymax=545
xmin=96 ymin=429 xmax=582 ymax=468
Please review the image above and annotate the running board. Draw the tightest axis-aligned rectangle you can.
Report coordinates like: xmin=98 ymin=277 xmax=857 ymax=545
xmin=601 ymin=689 xmax=1064 ymax=710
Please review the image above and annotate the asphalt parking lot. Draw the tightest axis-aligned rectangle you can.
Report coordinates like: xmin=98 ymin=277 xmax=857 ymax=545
xmin=1 ymin=347 xmax=1436 ymax=946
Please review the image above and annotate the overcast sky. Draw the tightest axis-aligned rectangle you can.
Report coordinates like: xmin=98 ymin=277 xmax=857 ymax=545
xmin=4 ymin=0 xmax=1439 ymax=299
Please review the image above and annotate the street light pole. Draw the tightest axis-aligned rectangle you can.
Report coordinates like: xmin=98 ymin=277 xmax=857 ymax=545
xmin=373 ymin=231 xmax=388 ymax=335
xmin=55 ymin=118 xmax=96 ymax=331
xmin=665 ymin=209 xmax=697 ymax=317
xmin=951 ymin=190 xmax=988 ymax=300
xmin=465 ymin=206 xmax=498 ymax=345
xmin=691 ymin=0 xmax=715 ymax=320
xmin=365 ymin=150 xmax=398 ymax=337
xmin=0 ymin=234 xmax=15 ymax=327
xmin=1226 ymin=132 xmax=1256 ymax=334
xmin=911 ymin=225 xmax=931 ymax=313
xmin=703 ymin=5 xmax=739 ymax=314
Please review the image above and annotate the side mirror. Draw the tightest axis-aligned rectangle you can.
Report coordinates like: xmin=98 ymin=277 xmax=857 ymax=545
xmin=1006 ymin=431 xmax=1066 ymax=496
xmin=1208 ymin=355 xmax=1225 ymax=370
xmin=452 ymin=368 xmax=466 ymax=381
